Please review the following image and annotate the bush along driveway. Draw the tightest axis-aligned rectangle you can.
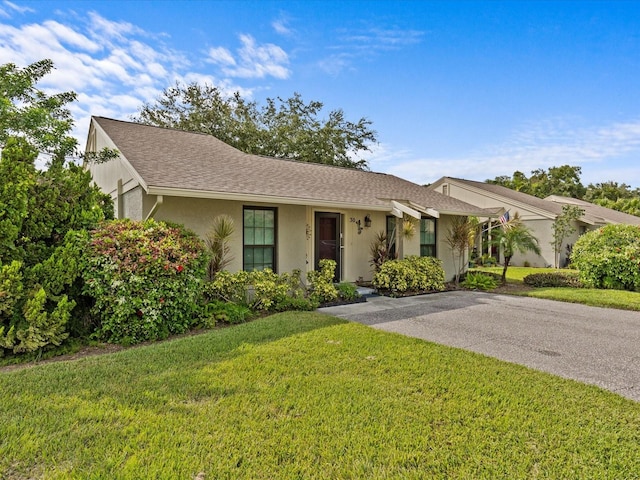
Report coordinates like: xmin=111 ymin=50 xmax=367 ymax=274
xmin=320 ymin=290 xmax=640 ymax=402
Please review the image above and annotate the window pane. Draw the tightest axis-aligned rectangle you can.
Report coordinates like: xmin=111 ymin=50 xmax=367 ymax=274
xmin=264 ymin=227 xmax=274 ymax=245
xmin=255 ymin=228 xmax=264 ymax=245
xmin=244 ymin=209 xmax=254 ymax=227
xmin=264 ymin=210 xmax=275 ymax=227
xmin=244 ymin=227 xmax=254 ymax=244
xmin=243 ymin=208 xmax=276 ymax=271
xmin=254 ymin=247 xmax=264 ymax=265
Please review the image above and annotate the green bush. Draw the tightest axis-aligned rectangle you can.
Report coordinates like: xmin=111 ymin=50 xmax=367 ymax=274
xmin=205 ymin=268 xmax=314 ymax=312
xmin=336 ymin=282 xmax=359 ymax=301
xmin=307 ymin=259 xmax=339 ymax=304
xmin=200 ymin=300 xmax=253 ymax=327
xmin=461 ymin=272 xmax=498 ymax=291
xmin=373 ymin=256 xmax=445 ymax=295
xmin=83 ymin=219 xmax=208 ymax=345
xmin=571 ymin=224 xmax=640 ymax=291
xmin=523 ymin=272 xmax=583 ymax=288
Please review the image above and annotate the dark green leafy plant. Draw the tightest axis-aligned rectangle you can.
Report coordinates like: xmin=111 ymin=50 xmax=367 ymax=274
xmin=461 ymin=272 xmax=498 ymax=291
xmin=200 ymin=300 xmax=253 ymax=327
xmin=336 ymin=282 xmax=359 ymax=301
xmin=83 ymin=219 xmax=209 ymax=345
xmin=523 ymin=272 xmax=583 ymax=288
xmin=571 ymin=224 xmax=640 ymax=291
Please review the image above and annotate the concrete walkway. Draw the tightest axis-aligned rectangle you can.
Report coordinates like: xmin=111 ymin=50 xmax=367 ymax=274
xmin=319 ymin=291 xmax=640 ymax=402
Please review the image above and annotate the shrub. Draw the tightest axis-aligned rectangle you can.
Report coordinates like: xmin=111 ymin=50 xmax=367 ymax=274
xmin=83 ymin=219 xmax=208 ymax=345
xmin=523 ymin=272 xmax=583 ymax=288
xmin=307 ymin=259 xmax=339 ymax=304
xmin=336 ymin=282 xmax=359 ymax=301
xmin=476 ymin=254 xmax=497 ymax=267
xmin=373 ymin=256 xmax=445 ymax=295
xmin=205 ymin=268 xmax=313 ymax=312
xmin=200 ymin=300 xmax=253 ymax=327
xmin=462 ymin=272 xmax=498 ymax=291
xmin=571 ymin=224 xmax=640 ymax=291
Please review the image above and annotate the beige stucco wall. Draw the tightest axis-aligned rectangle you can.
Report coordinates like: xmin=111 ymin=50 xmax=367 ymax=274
xmin=152 ymin=196 xmax=307 ymax=275
xmin=149 ymin=196 xmax=462 ymax=282
xmin=86 ymin=125 xmax=137 ymax=196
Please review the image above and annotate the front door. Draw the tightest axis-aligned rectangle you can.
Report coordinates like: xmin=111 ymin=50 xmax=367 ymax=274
xmin=315 ymin=212 xmax=341 ymax=282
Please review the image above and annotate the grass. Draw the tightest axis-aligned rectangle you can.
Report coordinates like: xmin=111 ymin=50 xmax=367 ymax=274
xmin=472 ymin=266 xmax=640 ymax=311
xmin=2 ymin=312 xmax=640 ymax=479
xmin=471 ymin=266 xmax=571 ymax=283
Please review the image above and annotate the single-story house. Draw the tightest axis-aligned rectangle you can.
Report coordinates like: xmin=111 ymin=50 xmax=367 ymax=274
xmin=85 ymin=117 xmax=496 ymax=282
xmin=427 ymin=176 xmax=640 ymax=267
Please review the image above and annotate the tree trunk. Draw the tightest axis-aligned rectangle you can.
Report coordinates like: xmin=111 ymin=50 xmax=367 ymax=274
xmin=501 ymin=256 xmax=511 ymax=284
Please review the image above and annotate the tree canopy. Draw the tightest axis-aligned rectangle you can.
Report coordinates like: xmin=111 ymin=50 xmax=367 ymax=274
xmin=486 ymin=165 xmax=586 ymax=199
xmin=134 ymin=83 xmax=377 ymax=169
xmin=487 ymin=166 xmax=640 ymax=217
xmin=0 ymin=59 xmax=78 ymax=161
xmin=0 ymin=60 xmax=113 ymax=356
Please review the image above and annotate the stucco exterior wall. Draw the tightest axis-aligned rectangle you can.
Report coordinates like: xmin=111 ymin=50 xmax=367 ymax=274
xmin=121 ymin=186 xmax=145 ymax=221
xmin=152 ymin=196 xmax=307 ymax=275
xmin=86 ymin=126 xmax=137 ymax=195
xmin=113 ymin=190 xmax=465 ymax=284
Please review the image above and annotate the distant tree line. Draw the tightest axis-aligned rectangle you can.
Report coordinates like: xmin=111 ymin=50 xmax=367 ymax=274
xmin=486 ymin=165 xmax=640 ymax=217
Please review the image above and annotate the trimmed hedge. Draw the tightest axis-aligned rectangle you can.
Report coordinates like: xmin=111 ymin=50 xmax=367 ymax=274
xmin=523 ymin=272 xmax=583 ymax=288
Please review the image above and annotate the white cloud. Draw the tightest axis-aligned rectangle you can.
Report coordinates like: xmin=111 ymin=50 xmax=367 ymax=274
xmin=214 ymin=34 xmax=290 ymax=79
xmin=207 ymin=46 xmax=236 ymax=66
xmin=42 ymin=19 xmax=101 ymax=52
xmin=4 ymin=1 xmax=34 ymax=14
xmin=272 ymin=15 xmax=293 ymax=36
xmin=318 ymin=26 xmax=425 ymax=75
xmin=0 ymin=9 xmax=267 ymax=151
xmin=369 ymin=118 xmax=640 ymax=188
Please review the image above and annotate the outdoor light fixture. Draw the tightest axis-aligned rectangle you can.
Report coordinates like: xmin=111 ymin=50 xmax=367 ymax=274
xmin=364 ymin=214 xmax=372 ymax=228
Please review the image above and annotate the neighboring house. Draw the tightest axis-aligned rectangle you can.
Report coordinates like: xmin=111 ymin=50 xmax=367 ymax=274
xmin=428 ymin=177 xmax=640 ymax=267
xmin=85 ymin=117 xmax=497 ymax=282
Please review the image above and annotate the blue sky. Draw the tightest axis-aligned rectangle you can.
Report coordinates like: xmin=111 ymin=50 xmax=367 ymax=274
xmin=2 ymin=0 xmax=640 ymax=188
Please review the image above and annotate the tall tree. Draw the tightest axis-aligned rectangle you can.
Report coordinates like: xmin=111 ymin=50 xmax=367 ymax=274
xmin=486 ymin=165 xmax=585 ymax=199
xmin=135 ymin=83 xmax=377 ymax=169
xmin=0 ymin=60 xmax=113 ymax=355
xmin=585 ymin=181 xmax=638 ymax=202
xmin=0 ymin=59 xmax=77 ymax=159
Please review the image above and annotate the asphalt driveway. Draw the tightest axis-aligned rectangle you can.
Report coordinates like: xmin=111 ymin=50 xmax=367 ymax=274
xmin=319 ymin=291 xmax=640 ymax=402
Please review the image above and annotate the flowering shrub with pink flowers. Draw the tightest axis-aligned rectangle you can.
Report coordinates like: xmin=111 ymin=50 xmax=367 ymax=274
xmin=83 ymin=219 xmax=208 ymax=344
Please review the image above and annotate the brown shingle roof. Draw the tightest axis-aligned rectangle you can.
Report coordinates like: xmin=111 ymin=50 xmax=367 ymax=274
xmin=430 ymin=176 xmax=640 ymax=225
xmin=546 ymin=195 xmax=640 ymax=226
xmin=93 ymin=117 xmax=493 ymax=216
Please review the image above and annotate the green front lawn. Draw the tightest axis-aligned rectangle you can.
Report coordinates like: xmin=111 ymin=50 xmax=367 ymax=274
xmin=2 ymin=312 xmax=639 ymax=479
xmin=472 ymin=266 xmax=640 ymax=311
xmin=472 ymin=266 xmax=574 ymax=283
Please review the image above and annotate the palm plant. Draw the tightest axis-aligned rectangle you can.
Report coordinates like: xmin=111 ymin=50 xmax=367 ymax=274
xmin=205 ymin=215 xmax=235 ymax=281
xmin=491 ymin=212 xmax=541 ymax=284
